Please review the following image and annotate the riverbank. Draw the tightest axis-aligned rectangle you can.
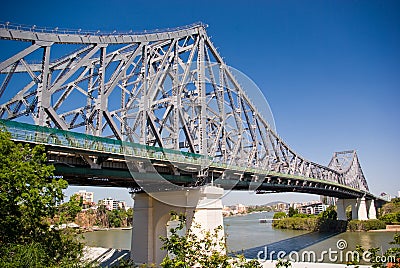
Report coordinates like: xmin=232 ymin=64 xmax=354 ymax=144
xmin=369 ymin=224 xmax=400 ymax=232
xmin=223 ymin=210 xmax=267 ymax=218
xmin=79 ymin=226 xmax=132 ymax=233
xmin=272 ymin=211 xmax=387 ymax=232
xmin=272 ymin=217 xmax=348 ymax=232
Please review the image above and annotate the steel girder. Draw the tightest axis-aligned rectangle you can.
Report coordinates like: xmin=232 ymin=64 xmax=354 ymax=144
xmin=0 ymin=22 xmax=369 ymax=193
xmin=328 ymin=150 xmax=369 ymax=192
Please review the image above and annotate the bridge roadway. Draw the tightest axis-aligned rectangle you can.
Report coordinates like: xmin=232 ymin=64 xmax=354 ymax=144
xmin=1 ymin=119 xmax=375 ymax=200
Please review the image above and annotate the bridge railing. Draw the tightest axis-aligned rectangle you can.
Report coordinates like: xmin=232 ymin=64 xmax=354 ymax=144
xmin=0 ymin=119 xmax=210 ymax=167
xmin=0 ymin=21 xmax=206 ymax=37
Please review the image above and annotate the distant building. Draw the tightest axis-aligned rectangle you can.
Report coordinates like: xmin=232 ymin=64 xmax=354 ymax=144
xmin=274 ymin=203 xmax=288 ymax=211
xmin=380 ymin=192 xmax=391 ymax=201
xmin=236 ymin=204 xmax=247 ymax=214
xmin=99 ymin=197 xmax=126 ymax=210
xmin=74 ymin=190 xmax=94 ymax=208
xmin=291 ymin=203 xmax=303 ymax=209
xmin=222 ymin=204 xmax=248 ymax=216
xmin=118 ymin=200 xmax=127 ymax=210
xmin=222 ymin=206 xmax=232 ymax=217
xmin=99 ymin=197 xmax=114 ymax=210
xmin=320 ymin=195 xmax=336 ymax=206
xmin=298 ymin=202 xmax=328 ymax=215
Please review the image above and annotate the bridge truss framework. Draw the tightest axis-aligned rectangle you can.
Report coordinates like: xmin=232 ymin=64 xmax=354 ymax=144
xmin=0 ymin=22 xmax=370 ymax=198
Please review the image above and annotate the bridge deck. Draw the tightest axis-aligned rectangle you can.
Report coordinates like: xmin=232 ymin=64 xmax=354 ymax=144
xmin=0 ymin=119 xmax=378 ymax=200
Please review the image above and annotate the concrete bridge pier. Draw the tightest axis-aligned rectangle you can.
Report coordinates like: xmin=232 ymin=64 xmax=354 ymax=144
xmin=356 ymin=197 xmax=368 ymax=220
xmin=131 ymin=185 xmax=224 ymax=265
xmin=367 ymin=199 xmax=377 ymax=219
xmin=336 ymin=199 xmax=354 ymax=220
xmin=336 ymin=197 xmax=377 ymax=221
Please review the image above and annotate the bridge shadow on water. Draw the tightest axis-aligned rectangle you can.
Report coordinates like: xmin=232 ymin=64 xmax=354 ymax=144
xmin=232 ymin=231 xmax=342 ymax=260
xmin=85 ymin=247 xmax=130 ymax=267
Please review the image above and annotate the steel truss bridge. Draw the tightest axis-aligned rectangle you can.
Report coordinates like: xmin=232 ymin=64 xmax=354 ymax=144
xmin=0 ymin=22 xmax=377 ymax=200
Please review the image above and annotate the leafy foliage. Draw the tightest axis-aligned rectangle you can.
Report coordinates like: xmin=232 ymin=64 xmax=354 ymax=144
xmin=319 ymin=205 xmax=337 ymax=220
xmin=291 ymin=213 xmax=316 ymax=218
xmin=107 ymin=209 xmax=128 ymax=228
xmin=272 ymin=217 xmax=319 ymax=231
xmin=92 ymin=205 xmax=133 ymax=228
xmin=317 ymin=206 xmax=346 ymax=232
xmin=347 ymin=219 xmax=386 ymax=231
xmin=58 ymin=194 xmax=83 ymax=223
xmin=0 ymin=129 xmax=86 ymax=267
xmin=273 ymin=206 xmax=347 ymax=232
xmin=288 ymin=207 xmax=298 ymax=217
xmin=275 ymin=258 xmax=292 ymax=268
xmin=273 ymin=212 xmax=287 ymax=219
xmin=380 ymin=213 xmax=400 ymax=224
xmin=379 ymin=198 xmax=400 ymax=224
xmin=159 ymin=211 xmax=261 ymax=268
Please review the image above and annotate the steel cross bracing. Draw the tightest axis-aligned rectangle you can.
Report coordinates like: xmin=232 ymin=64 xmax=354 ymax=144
xmin=0 ymin=22 xmax=369 ymax=193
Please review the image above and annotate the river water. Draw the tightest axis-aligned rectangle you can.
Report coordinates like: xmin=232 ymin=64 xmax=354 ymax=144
xmin=83 ymin=211 xmax=396 ymax=263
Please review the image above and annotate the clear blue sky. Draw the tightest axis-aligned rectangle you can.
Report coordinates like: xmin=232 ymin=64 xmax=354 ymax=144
xmin=1 ymin=0 xmax=399 ymax=205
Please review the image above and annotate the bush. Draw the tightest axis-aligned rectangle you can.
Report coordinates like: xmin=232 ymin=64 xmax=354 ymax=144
xmin=0 ymin=242 xmax=48 ymax=268
xmin=347 ymin=219 xmax=386 ymax=231
xmin=319 ymin=206 xmax=337 ymax=220
xmin=273 ymin=212 xmax=287 ymax=219
xmin=272 ymin=217 xmax=319 ymax=231
xmin=160 ymin=212 xmax=262 ymax=268
xmin=292 ymin=213 xmax=316 ymax=218
xmin=380 ymin=212 xmax=400 ymax=225
xmin=318 ymin=219 xmax=347 ymax=233
xmin=288 ymin=207 xmax=298 ymax=217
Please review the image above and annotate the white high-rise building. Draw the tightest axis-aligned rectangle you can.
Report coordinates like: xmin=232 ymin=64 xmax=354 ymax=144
xmin=75 ymin=190 xmax=94 ymax=203
xmin=99 ymin=197 xmax=126 ymax=210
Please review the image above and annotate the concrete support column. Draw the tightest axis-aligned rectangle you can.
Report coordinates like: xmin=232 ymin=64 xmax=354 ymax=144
xmin=367 ymin=199 xmax=377 ymax=220
xmin=357 ymin=197 xmax=368 ymax=220
xmin=131 ymin=192 xmax=154 ymax=263
xmin=336 ymin=199 xmax=347 ymax=221
xmin=337 ymin=199 xmax=359 ymax=220
xmin=351 ymin=201 xmax=358 ymax=220
xmin=131 ymin=186 xmax=224 ymax=265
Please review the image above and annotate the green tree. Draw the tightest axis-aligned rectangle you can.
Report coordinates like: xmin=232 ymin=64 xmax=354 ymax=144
xmin=126 ymin=207 xmax=133 ymax=226
xmin=379 ymin=198 xmax=400 ymax=225
xmin=159 ymin=212 xmax=261 ymax=268
xmin=288 ymin=207 xmax=298 ymax=217
xmin=58 ymin=194 xmax=83 ymax=223
xmin=0 ymin=129 xmax=85 ymax=267
xmin=273 ymin=212 xmax=287 ymax=219
xmin=107 ymin=209 xmax=124 ymax=228
xmin=96 ymin=204 xmax=109 ymax=227
xmin=319 ymin=205 xmax=337 ymax=220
